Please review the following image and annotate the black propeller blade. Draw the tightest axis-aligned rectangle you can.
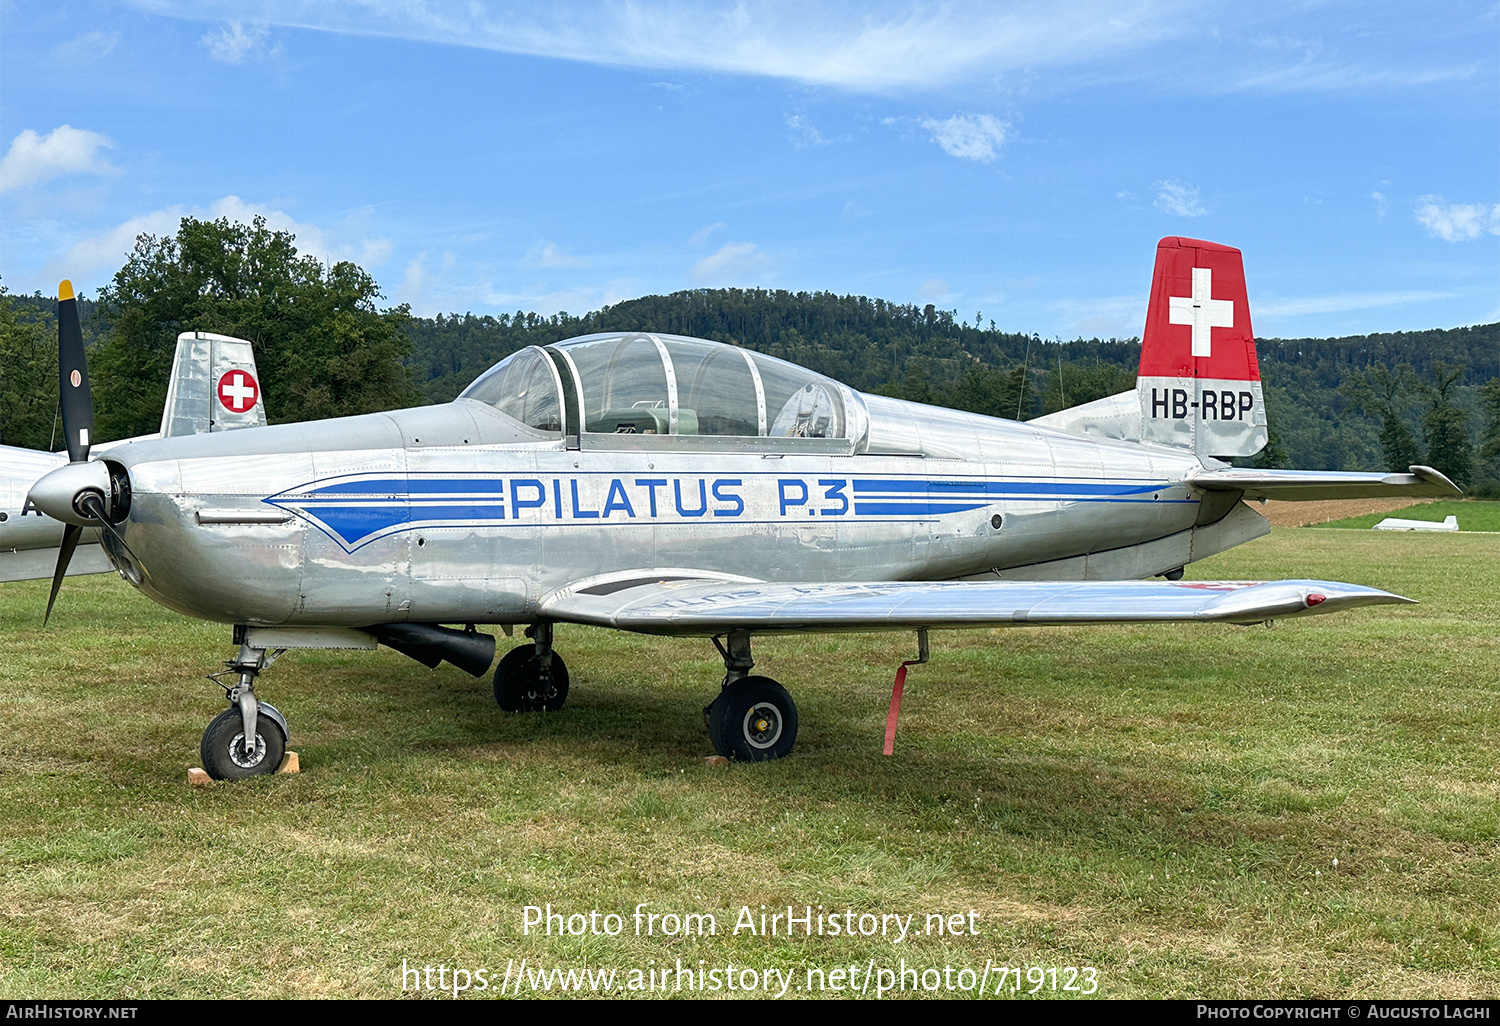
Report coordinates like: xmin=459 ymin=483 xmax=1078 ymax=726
xmin=42 ymin=279 xmax=105 ymax=624
xmin=57 ymin=279 xmax=94 ymax=464
xmin=44 ymin=524 xmax=83 ymax=627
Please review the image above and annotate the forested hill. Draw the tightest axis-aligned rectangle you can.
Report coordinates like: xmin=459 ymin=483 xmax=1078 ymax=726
xmin=403 ymin=288 xmax=1497 ymax=482
xmin=407 ymin=288 xmax=1498 ymax=404
xmin=1257 ymin=324 xmax=1499 ymax=384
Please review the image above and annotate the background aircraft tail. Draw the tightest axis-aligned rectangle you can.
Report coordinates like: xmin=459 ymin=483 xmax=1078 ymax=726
xmin=1032 ymin=237 xmax=1268 ymax=458
xmin=159 ymin=332 xmax=267 ymax=436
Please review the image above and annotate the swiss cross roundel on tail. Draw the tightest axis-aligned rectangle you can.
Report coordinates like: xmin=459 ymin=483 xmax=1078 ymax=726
xmin=216 ymin=369 xmax=260 ymax=414
xmin=1137 ymin=237 xmax=1267 ymax=457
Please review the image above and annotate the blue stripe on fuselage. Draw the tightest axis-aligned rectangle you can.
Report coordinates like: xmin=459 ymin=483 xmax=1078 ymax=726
xmin=266 ymin=473 xmax=1180 ymax=551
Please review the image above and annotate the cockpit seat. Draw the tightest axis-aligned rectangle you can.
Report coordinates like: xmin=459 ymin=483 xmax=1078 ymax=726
xmin=594 ymin=406 xmax=699 ymax=435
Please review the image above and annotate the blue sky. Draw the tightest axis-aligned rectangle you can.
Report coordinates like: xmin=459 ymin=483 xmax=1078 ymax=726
xmin=2 ymin=1 xmax=1496 ymax=340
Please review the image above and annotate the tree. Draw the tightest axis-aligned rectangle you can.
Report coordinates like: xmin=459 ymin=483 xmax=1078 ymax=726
xmin=1340 ymin=364 xmax=1422 ymax=472
xmin=1421 ymin=363 xmax=1472 ymax=489
xmin=0 ymin=282 xmax=58 ymax=450
xmin=881 ymin=363 xmax=936 ymax=405
xmin=1037 ymin=359 xmax=1135 ymax=416
xmin=91 ymin=216 xmax=420 ymax=439
xmin=1253 ymin=424 xmax=1290 ymax=470
xmin=1472 ymin=378 xmax=1500 ymax=497
xmin=952 ymin=363 xmax=1027 ymax=419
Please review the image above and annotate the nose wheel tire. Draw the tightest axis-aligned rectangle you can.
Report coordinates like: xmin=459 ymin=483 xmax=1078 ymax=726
xmin=200 ymin=707 xmax=286 ymax=780
xmin=708 ymin=675 xmax=798 ymax=761
xmin=494 ymin=645 xmax=570 ymax=712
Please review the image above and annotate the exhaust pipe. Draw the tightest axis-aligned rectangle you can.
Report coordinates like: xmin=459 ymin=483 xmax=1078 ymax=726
xmin=367 ymin=623 xmax=497 ymax=677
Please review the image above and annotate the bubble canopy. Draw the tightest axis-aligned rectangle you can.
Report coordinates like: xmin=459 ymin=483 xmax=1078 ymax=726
xmin=460 ymin=333 xmax=869 ymax=451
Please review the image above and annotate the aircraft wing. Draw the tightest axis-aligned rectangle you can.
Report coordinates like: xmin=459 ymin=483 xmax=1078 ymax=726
xmin=1187 ymin=465 xmax=1459 ymax=501
xmin=539 ymin=575 xmax=1412 ymax=637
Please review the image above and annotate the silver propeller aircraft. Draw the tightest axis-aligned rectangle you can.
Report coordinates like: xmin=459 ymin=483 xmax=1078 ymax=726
xmin=27 ymin=239 xmax=1458 ymax=780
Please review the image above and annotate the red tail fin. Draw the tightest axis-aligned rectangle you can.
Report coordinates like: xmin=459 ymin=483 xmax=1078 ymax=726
xmin=1137 ymin=237 xmax=1266 ymax=456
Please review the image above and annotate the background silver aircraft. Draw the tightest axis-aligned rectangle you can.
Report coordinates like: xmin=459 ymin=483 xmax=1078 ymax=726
xmin=27 ymin=240 xmax=1458 ymax=779
xmin=2 ymin=322 xmax=266 ymax=587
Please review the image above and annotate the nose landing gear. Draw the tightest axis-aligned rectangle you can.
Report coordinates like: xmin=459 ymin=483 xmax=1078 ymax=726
xmin=201 ymin=640 xmax=290 ymax=780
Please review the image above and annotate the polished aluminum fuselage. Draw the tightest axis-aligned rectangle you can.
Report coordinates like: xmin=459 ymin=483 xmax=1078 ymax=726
xmin=104 ymin=394 xmax=1264 ymax=628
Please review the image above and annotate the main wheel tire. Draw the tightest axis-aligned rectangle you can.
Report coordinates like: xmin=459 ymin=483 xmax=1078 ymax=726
xmin=708 ymin=675 xmax=798 ymax=761
xmin=493 ymin=645 xmax=570 ymax=712
xmin=200 ymin=707 xmax=287 ymax=781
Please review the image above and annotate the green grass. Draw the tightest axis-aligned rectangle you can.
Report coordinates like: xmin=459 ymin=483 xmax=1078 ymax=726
xmin=1311 ymin=499 xmax=1500 ymax=532
xmin=2 ymin=530 xmax=1497 ymax=999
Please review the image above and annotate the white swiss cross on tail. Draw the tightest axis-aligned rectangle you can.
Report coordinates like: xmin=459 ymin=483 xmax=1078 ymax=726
xmin=1168 ymin=267 xmax=1234 ymax=358
xmin=217 ymin=369 xmax=260 ymax=413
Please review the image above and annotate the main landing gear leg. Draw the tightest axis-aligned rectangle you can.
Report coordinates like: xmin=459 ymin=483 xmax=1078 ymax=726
xmin=494 ymin=622 xmax=570 ymax=712
xmin=706 ymin=630 xmax=798 ymax=762
xmin=201 ymin=637 xmax=290 ymax=781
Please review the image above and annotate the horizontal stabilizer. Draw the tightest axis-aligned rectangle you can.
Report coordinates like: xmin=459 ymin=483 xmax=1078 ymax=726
xmin=1028 ymin=389 xmax=1140 ymax=441
xmin=0 ymin=541 xmax=112 ymax=583
xmin=541 ymin=575 xmax=1412 ymax=637
xmin=1188 ymin=465 xmax=1460 ymax=501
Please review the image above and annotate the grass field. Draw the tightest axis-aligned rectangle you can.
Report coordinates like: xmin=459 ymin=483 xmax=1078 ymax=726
xmin=1312 ymin=499 xmax=1500 ymax=532
xmin=2 ymin=529 xmax=1497 ymax=1000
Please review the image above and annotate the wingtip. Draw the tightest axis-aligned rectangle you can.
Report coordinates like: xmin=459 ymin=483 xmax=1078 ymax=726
xmin=58 ymin=280 xmax=74 ymax=302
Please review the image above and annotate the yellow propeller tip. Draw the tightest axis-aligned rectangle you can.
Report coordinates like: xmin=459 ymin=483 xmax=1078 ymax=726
xmin=58 ymin=280 xmax=74 ymax=301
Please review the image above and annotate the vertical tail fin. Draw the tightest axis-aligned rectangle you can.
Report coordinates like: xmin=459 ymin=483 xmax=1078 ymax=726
xmin=158 ymin=332 xmax=267 ymax=437
xmin=1138 ymin=237 xmax=1266 ymax=457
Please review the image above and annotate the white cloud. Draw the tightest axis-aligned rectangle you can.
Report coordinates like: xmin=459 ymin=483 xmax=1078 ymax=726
xmin=1074 ymin=315 xmax=1132 ymax=337
xmin=526 ymin=241 xmax=591 ymax=267
xmin=688 ymin=222 xmax=726 ymax=246
xmin=398 ymin=253 xmax=428 ymax=308
xmin=202 ymin=21 xmax=273 ymax=63
xmin=1234 ymin=53 xmax=1483 ymax=93
xmin=690 ymin=242 xmax=770 ymax=283
xmin=1256 ymin=290 xmax=1454 ymax=317
xmin=919 ymin=113 xmax=1008 ymax=162
xmin=1051 ymin=294 xmax=1144 ymax=338
xmin=1369 ymin=190 xmax=1388 ymax=219
xmin=0 ymin=126 xmax=115 ymax=193
xmin=1413 ymin=197 xmax=1500 ymax=242
xmin=477 ymin=281 xmax=639 ymax=319
xmin=785 ymin=114 xmax=828 ymax=148
xmin=104 ymin=2 xmax=1490 ymax=100
xmin=131 ymin=1 xmax=1192 ymax=94
xmin=1154 ymin=180 xmax=1206 ymax=217
xmin=53 ymin=31 xmax=120 ymax=65
xmin=42 ymin=196 xmax=394 ymax=287
xmin=918 ymin=278 xmax=949 ymax=300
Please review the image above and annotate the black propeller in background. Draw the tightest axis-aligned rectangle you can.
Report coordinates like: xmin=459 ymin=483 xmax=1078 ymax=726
xmin=57 ymin=279 xmax=94 ymax=463
xmin=40 ymin=280 xmax=151 ymax=625
xmin=44 ymin=281 xmax=91 ymax=624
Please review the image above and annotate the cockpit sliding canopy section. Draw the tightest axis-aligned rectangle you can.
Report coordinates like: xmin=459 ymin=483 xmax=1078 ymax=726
xmin=460 ymin=333 xmax=870 ymax=453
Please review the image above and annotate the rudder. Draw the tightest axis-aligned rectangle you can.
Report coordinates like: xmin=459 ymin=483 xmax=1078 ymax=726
xmin=1137 ymin=237 xmax=1266 ymax=457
